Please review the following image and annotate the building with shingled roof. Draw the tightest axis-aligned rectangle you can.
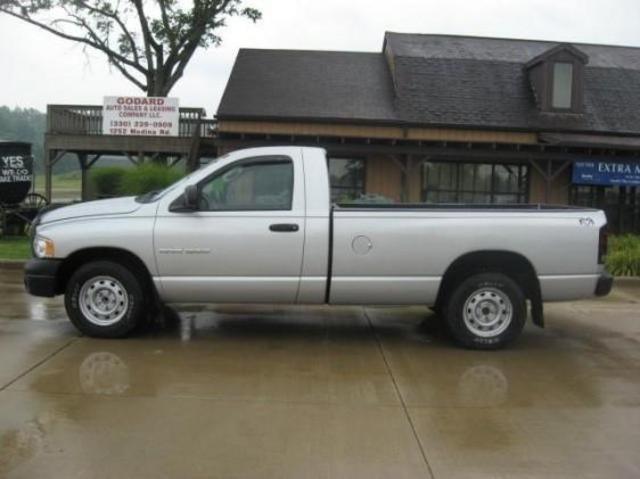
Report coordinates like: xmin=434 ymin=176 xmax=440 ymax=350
xmin=215 ymin=32 xmax=640 ymax=232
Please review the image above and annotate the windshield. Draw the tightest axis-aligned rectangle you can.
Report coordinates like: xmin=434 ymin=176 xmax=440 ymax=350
xmin=135 ymin=156 xmax=224 ymax=203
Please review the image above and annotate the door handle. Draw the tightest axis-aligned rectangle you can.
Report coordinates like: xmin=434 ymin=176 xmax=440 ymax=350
xmin=269 ymin=223 xmax=299 ymax=232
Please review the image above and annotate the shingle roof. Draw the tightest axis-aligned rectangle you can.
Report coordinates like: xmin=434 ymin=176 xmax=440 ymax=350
xmin=217 ymin=49 xmax=397 ymax=123
xmin=384 ymin=32 xmax=640 ymax=69
xmin=216 ymin=33 xmax=640 ymax=136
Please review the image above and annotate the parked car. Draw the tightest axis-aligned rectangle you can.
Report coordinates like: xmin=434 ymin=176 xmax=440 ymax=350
xmin=24 ymin=147 xmax=613 ymax=349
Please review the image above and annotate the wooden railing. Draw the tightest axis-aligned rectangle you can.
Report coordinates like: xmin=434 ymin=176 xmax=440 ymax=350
xmin=46 ymin=104 xmax=217 ymax=137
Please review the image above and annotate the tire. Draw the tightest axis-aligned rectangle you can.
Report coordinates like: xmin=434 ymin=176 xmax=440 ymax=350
xmin=444 ymin=272 xmax=526 ymax=350
xmin=65 ymin=260 xmax=145 ymax=338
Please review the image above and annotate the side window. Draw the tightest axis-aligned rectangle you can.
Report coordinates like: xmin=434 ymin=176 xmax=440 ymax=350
xmin=328 ymin=158 xmax=365 ymax=202
xmin=199 ymin=158 xmax=294 ymax=211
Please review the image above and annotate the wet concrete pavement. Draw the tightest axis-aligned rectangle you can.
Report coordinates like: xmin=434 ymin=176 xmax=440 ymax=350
xmin=1 ymin=266 xmax=639 ymax=478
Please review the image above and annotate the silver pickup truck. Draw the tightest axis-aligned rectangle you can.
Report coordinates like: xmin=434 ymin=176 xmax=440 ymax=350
xmin=24 ymin=146 xmax=613 ymax=349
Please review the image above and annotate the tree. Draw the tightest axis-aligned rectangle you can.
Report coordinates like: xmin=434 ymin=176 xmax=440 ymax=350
xmin=0 ymin=0 xmax=261 ymax=96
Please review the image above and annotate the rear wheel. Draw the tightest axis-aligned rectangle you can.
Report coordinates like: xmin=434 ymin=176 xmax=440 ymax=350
xmin=65 ymin=261 xmax=145 ymax=338
xmin=444 ymin=272 xmax=526 ymax=349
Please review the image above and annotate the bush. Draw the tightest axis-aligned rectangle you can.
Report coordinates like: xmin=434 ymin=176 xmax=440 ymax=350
xmin=118 ymin=163 xmax=184 ymax=196
xmin=606 ymin=234 xmax=640 ymax=277
xmin=91 ymin=167 xmax=127 ymax=197
xmin=90 ymin=163 xmax=184 ymax=198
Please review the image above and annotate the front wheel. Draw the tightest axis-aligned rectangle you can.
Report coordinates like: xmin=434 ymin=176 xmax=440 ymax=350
xmin=65 ymin=261 xmax=145 ymax=338
xmin=444 ymin=272 xmax=526 ymax=350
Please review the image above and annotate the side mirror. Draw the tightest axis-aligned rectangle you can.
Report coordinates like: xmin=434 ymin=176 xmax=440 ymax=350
xmin=184 ymin=185 xmax=199 ymax=210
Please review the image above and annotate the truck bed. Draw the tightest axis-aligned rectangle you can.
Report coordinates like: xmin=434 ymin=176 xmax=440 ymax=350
xmin=329 ymin=202 xmax=606 ymax=305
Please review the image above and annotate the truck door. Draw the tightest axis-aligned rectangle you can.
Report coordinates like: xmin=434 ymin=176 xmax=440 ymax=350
xmin=153 ymin=154 xmax=305 ymax=303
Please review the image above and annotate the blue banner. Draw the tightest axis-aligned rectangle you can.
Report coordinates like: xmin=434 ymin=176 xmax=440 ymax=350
xmin=572 ymin=160 xmax=640 ymax=186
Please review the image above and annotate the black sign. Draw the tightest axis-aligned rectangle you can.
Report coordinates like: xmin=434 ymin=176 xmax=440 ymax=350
xmin=0 ymin=155 xmax=34 ymax=204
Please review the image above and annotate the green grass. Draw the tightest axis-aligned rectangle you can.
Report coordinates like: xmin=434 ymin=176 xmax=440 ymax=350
xmin=33 ymin=172 xmax=82 ymax=202
xmin=606 ymin=234 xmax=640 ymax=277
xmin=0 ymin=236 xmax=31 ymax=260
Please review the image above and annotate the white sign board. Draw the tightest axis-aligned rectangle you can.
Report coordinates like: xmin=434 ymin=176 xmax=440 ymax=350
xmin=102 ymin=96 xmax=179 ymax=136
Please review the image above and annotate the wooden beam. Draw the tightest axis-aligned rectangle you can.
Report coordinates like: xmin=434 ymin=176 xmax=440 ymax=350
xmin=124 ymin=152 xmax=139 ymax=165
xmin=187 ymin=112 xmax=203 ymax=172
xmin=78 ymin=153 xmax=88 ymax=201
xmin=386 ymin=154 xmax=417 ymax=203
xmin=401 ymin=155 xmax=415 ymax=203
xmin=87 ymin=154 xmax=102 ymax=168
xmin=550 ymin=159 xmax=573 ymax=181
xmin=546 ymin=159 xmax=552 ymax=203
xmin=217 ymin=120 xmax=538 ymax=145
xmin=216 ymin=137 xmax=589 ymax=163
xmin=51 ymin=150 xmax=67 ymax=166
xmin=529 ymin=159 xmax=548 ymax=179
xmin=45 ymin=133 xmax=195 ymax=155
xmin=169 ymin=156 xmax=184 ymax=168
xmin=42 ymin=149 xmax=67 ymax=202
xmin=44 ymin=147 xmax=52 ymax=202
xmin=388 ymin=154 xmax=407 ymax=173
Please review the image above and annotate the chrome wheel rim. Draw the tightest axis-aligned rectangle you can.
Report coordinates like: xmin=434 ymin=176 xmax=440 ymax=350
xmin=79 ymin=276 xmax=129 ymax=326
xmin=463 ymin=287 xmax=512 ymax=338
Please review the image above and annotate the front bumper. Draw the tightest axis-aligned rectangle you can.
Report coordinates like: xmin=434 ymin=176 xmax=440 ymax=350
xmin=595 ymin=271 xmax=614 ymax=297
xmin=24 ymin=258 xmax=63 ymax=297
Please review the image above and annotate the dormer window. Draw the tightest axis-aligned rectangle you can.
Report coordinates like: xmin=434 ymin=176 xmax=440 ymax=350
xmin=552 ymin=62 xmax=573 ymax=109
xmin=525 ymin=44 xmax=588 ymax=114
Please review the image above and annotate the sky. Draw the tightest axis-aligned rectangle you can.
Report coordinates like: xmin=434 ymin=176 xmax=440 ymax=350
xmin=1 ymin=0 xmax=640 ymax=116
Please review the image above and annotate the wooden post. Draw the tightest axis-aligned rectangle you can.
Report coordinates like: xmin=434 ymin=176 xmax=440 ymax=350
xmin=631 ymin=186 xmax=638 ymax=233
xmin=88 ymin=154 xmax=102 ymax=168
xmin=543 ymin=159 xmax=552 ymax=203
xmin=45 ymin=148 xmax=53 ymax=202
xmin=619 ymin=186 xmax=627 ymax=232
xmin=400 ymin=156 xmax=409 ymax=203
xmin=529 ymin=158 xmax=574 ymax=205
xmin=78 ymin=153 xmax=88 ymax=201
xmin=187 ymin=112 xmax=203 ymax=172
xmin=389 ymin=154 xmax=417 ymax=203
xmin=124 ymin=152 xmax=139 ymax=165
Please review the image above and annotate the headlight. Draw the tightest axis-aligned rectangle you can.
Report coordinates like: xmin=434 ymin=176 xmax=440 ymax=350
xmin=33 ymin=236 xmax=55 ymax=258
